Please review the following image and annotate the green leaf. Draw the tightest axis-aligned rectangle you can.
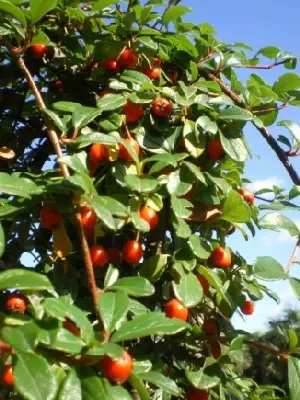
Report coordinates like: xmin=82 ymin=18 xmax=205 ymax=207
xmin=221 ymin=190 xmax=251 ymax=223
xmin=183 ymin=161 xmax=206 ymax=184
xmin=99 ymin=196 xmax=128 ymax=217
xmin=0 ymin=269 xmax=56 ymax=295
xmin=111 ymin=311 xmax=189 ymax=342
xmin=162 ymin=5 xmax=191 ymax=25
xmin=125 ymin=175 xmax=158 ymax=194
xmin=120 ymin=70 xmax=152 ymax=85
xmin=15 ymin=351 xmax=58 ymax=400
xmin=256 ymin=46 xmax=281 ymax=59
xmin=1 ymin=324 xmax=37 ymax=353
xmin=43 ymin=109 xmax=65 ymax=132
xmin=196 ymin=115 xmax=218 ymax=134
xmin=0 ymin=172 xmax=39 ymax=198
xmin=173 ymin=264 xmax=203 ymax=307
xmin=186 ymin=367 xmax=220 ymax=390
xmin=253 ymin=256 xmax=287 ymax=281
xmin=138 ymin=371 xmax=180 ymax=396
xmin=140 ymin=254 xmax=169 ymax=282
xmin=92 ymin=0 xmax=117 ymax=10
xmin=273 ymin=73 xmax=300 ymax=93
xmin=219 ymin=106 xmax=253 ymax=121
xmin=99 ymin=291 xmax=129 ymax=334
xmin=289 ymin=356 xmax=300 ymax=400
xmin=128 ymin=298 xmax=149 ymax=316
xmin=43 ymin=298 xmax=94 ymax=345
xmin=197 ymin=265 xmax=230 ymax=305
xmin=86 ymin=196 xmax=116 ymax=231
xmin=183 ymin=120 xmax=206 ymax=158
xmin=80 ymin=368 xmax=114 ymax=400
xmin=72 ymin=106 xmax=103 ymax=130
xmin=97 ymin=94 xmax=127 ymax=111
xmin=171 ymin=196 xmax=193 ymax=219
xmin=0 ymin=0 xmax=27 ymax=26
xmin=58 ymin=369 xmax=81 ymax=400
xmin=220 ymin=133 xmax=249 ymax=162
xmin=188 ymin=235 xmax=211 ymax=259
xmin=0 ymin=223 xmax=5 ymax=258
xmin=75 ymin=132 xmax=119 ymax=149
xmin=229 ymin=335 xmax=244 ymax=363
xmin=289 ymin=278 xmax=300 ymax=301
xmin=258 ymin=212 xmax=300 ymax=236
xmin=30 ymin=0 xmax=58 ymax=24
xmin=53 ymin=102 xmax=80 ymax=113
xmin=110 ymin=277 xmax=154 ymax=297
xmin=60 ymin=152 xmax=87 ymax=174
xmin=277 ymin=120 xmax=300 ymax=146
xmin=289 ymin=329 xmax=298 ymax=350
xmin=128 ymin=373 xmax=151 ymax=400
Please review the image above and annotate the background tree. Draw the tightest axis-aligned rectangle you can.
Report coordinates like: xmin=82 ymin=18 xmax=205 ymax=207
xmin=1 ymin=0 xmax=300 ymax=399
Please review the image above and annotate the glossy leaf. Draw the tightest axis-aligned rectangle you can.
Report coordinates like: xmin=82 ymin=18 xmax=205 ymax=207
xmin=30 ymin=0 xmax=58 ymax=24
xmin=15 ymin=351 xmax=58 ymax=400
xmin=58 ymin=369 xmax=81 ymax=400
xmin=110 ymin=277 xmax=155 ymax=297
xmin=111 ymin=311 xmax=189 ymax=342
xmin=0 ymin=269 xmax=56 ymax=294
xmin=253 ymin=256 xmax=287 ymax=281
xmin=99 ymin=291 xmax=129 ymax=334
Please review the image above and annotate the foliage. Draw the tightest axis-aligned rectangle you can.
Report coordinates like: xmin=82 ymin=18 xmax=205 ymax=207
xmin=0 ymin=0 xmax=300 ymax=399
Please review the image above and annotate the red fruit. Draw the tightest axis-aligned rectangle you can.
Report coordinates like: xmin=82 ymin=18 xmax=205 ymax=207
xmin=241 ymin=300 xmax=255 ymax=315
xmin=197 ymin=274 xmax=209 ymax=295
xmin=152 ymin=97 xmax=173 ymax=117
xmin=185 ymin=388 xmax=209 ymax=400
xmin=40 ymin=205 xmax=62 ymax=229
xmin=63 ymin=320 xmax=80 ymax=336
xmin=238 ymin=188 xmax=255 ymax=205
xmin=202 ymin=319 xmax=218 ymax=336
xmin=118 ymin=137 xmax=140 ymax=161
xmin=207 ymin=139 xmax=223 ymax=161
xmin=143 ymin=66 xmax=161 ymax=80
xmin=118 ymin=48 xmax=138 ymax=69
xmin=102 ymin=350 xmax=133 ymax=384
xmin=5 ymin=294 xmax=27 ymax=314
xmin=165 ymin=299 xmax=189 ymax=321
xmin=211 ymin=342 xmax=221 ymax=359
xmin=54 ymin=80 xmax=63 ymax=94
xmin=122 ymin=240 xmax=143 ymax=264
xmin=80 ymin=205 xmax=97 ymax=230
xmin=153 ymin=57 xmax=162 ymax=65
xmin=1 ymin=365 xmax=14 ymax=386
xmin=30 ymin=44 xmax=50 ymax=59
xmin=90 ymin=245 xmax=109 ymax=268
xmin=103 ymin=57 xmax=119 ymax=73
xmin=209 ymin=247 xmax=231 ymax=269
xmin=139 ymin=206 xmax=159 ymax=230
xmin=89 ymin=143 xmax=109 ymax=166
xmin=107 ymin=248 xmax=122 ymax=264
xmin=124 ymin=101 xmax=144 ymax=123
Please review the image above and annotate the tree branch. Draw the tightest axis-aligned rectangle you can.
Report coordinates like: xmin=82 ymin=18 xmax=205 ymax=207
xmin=200 ymin=69 xmax=300 ymax=185
xmin=285 ymin=236 xmax=300 ymax=273
xmin=16 ymin=54 xmax=101 ymax=319
xmin=235 ymin=58 xmax=294 ymax=70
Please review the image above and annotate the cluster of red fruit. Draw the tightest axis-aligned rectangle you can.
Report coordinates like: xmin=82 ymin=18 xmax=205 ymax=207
xmin=40 ymin=203 xmax=159 ymax=265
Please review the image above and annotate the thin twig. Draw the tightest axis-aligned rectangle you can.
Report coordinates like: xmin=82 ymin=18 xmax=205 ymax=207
xmin=200 ymin=69 xmax=300 ymax=185
xmin=251 ymin=102 xmax=289 ymax=115
xmin=235 ymin=58 xmax=294 ymax=70
xmin=254 ymin=195 xmax=274 ymax=203
xmin=285 ymin=236 xmax=300 ymax=273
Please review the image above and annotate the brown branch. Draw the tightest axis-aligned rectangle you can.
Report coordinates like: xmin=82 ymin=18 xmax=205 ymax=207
xmin=287 ymin=149 xmax=300 ymax=157
xmin=200 ymin=69 xmax=300 ymax=185
xmin=15 ymin=54 xmax=101 ymax=320
xmin=254 ymin=195 xmax=274 ymax=203
xmin=16 ymin=56 xmax=69 ymax=179
xmin=285 ymin=236 xmax=300 ymax=273
xmin=235 ymin=58 xmax=294 ymax=70
xmin=251 ymin=102 xmax=289 ymax=115
xmin=244 ymin=339 xmax=288 ymax=361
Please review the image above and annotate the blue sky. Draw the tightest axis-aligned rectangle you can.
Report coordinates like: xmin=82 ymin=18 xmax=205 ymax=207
xmin=184 ymin=0 xmax=300 ymax=331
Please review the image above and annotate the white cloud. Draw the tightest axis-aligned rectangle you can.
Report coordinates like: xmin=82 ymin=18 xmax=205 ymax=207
xmin=262 ymin=231 xmax=296 ymax=246
xmin=247 ymin=176 xmax=284 ymax=193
